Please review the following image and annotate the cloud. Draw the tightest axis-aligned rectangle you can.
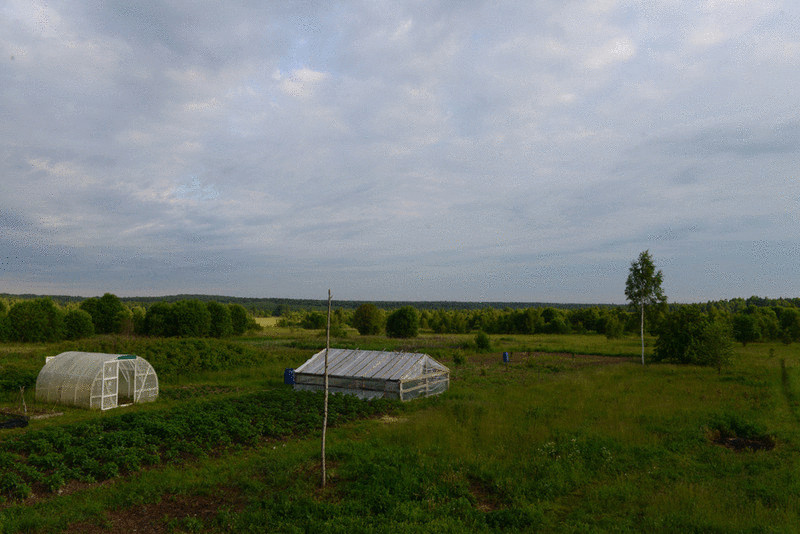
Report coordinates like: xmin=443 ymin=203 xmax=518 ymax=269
xmin=276 ymin=67 xmax=330 ymax=98
xmin=585 ymin=37 xmax=636 ymax=69
xmin=0 ymin=1 xmax=798 ymax=302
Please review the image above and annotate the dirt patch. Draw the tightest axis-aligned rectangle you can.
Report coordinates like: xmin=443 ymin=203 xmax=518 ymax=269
xmin=713 ymin=435 xmax=775 ymax=452
xmin=467 ymin=477 xmax=500 ymax=512
xmin=64 ymin=486 xmax=247 ymax=533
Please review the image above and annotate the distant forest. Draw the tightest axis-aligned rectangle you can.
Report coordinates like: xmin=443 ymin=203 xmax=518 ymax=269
xmin=2 ymin=293 xmax=798 ymax=316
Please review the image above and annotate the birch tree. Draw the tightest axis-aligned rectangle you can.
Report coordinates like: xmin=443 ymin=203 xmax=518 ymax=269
xmin=625 ymin=250 xmax=666 ymax=365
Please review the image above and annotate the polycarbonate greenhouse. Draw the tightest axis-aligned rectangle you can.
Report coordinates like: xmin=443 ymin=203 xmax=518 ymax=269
xmin=293 ymin=348 xmax=449 ymax=401
xmin=35 ymin=352 xmax=159 ymax=410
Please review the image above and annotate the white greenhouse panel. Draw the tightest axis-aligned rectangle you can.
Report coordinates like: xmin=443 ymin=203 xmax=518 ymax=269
xmin=294 ymin=349 xmax=449 ymax=402
xmin=35 ymin=352 xmax=159 ymax=410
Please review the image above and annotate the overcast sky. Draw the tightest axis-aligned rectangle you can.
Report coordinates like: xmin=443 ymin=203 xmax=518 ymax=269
xmin=2 ymin=1 xmax=799 ymax=303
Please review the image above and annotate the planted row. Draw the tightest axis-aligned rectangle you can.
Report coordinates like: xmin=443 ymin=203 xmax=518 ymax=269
xmin=0 ymin=389 xmax=397 ymax=502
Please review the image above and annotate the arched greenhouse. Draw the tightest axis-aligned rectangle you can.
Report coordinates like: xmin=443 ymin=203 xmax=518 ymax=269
xmin=35 ymin=352 xmax=159 ymax=410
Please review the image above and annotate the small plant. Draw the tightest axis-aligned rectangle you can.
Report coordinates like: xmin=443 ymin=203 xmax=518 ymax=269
xmin=475 ymin=331 xmax=491 ymax=351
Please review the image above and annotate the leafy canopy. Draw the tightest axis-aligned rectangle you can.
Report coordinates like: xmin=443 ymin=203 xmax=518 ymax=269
xmin=624 ymin=250 xmax=666 ymax=311
xmin=352 ymin=303 xmax=384 ymax=335
xmin=385 ymin=306 xmax=420 ymax=338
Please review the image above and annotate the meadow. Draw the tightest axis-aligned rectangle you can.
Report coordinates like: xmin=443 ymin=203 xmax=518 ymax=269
xmin=1 ymin=323 xmax=799 ymax=532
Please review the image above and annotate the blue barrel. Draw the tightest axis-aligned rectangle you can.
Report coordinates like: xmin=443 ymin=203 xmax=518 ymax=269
xmin=284 ymin=368 xmax=295 ymax=385
xmin=503 ymin=352 xmax=510 ymax=363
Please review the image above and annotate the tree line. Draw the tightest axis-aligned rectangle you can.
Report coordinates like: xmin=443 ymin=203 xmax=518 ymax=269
xmin=272 ymin=298 xmax=800 ymax=346
xmin=0 ymin=293 xmax=259 ymax=343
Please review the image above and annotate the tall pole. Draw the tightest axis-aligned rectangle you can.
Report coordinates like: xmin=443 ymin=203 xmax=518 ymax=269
xmin=321 ymin=289 xmax=331 ymax=488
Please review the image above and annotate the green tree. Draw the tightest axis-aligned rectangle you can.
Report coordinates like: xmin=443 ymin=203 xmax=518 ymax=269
xmin=654 ymin=306 xmax=733 ymax=372
xmin=171 ymin=299 xmax=211 ymax=337
xmin=64 ymin=309 xmax=95 ymax=340
xmin=625 ymin=250 xmax=667 ymax=365
xmin=385 ymin=306 xmax=420 ymax=338
xmin=602 ymin=315 xmax=624 ymax=340
xmin=206 ymin=301 xmax=234 ymax=338
xmin=352 ymin=303 xmax=385 ymax=335
xmin=3 ymin=298 xmax=65 ymax=342
xmin=131 ymin=307 xmax=147 ymax=336
xmin=229 ymin=304 xmax=250 ymax=335
xmin=732 ymin=313 xmax=760 ymax=346
xmin=144 ymin=302 xmax=175 ymax=337
xmin=80 ymin=293 xmax=128 ymax=334
xmin=778 ymin=307 xmax=800 ymax=344
xmin=301 ymin=311 xmax=327 ymax=330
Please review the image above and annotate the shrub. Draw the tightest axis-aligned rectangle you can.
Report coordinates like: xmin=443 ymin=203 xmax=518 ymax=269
xmin=301 ymin=311 xmax=327 ymax=330
xmin=603 ymin=316 xmax=624 ymax=340
xmin=206 ymin=302 xmax=233 ymax=338
xmin=732 ymin=313 xmax=760 ymax=346
xmin=144 ymin=302 xmax=175 ymax=337
xmin=0 ymin=366 xmax=37 ymax=392
xmin=475 ymin=331 xmax=491 ymax=350
xmin=3 ymin=298 xmax=65 ymax=342
xmin=80 ymin=293 xmax=128 ymax=334
xmin=654 ymin=306 xmax=734 ymax=370
xmin=352 ymin=303 xmax=385 ymax=335
xmin=64 ymin=309 xmax=95 ymax=340
xmin=131 ymin=307 xmax=147 ymax=335
xmin=229 ymin=304 xmax=249 ymax=335
xmin=386 ymin=306 xmax=419 ymax=338
xmin=171 ymin=300 xmax=211 ymax=337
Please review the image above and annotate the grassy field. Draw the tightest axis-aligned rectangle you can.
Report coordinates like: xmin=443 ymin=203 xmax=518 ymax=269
xmin=1 ymin=328 xmax=799 ymax=532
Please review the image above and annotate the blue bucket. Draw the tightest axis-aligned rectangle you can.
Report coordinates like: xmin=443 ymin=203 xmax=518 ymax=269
xmin=502 ymin=352 xmax=510 ymax=363
xmin=284 ymin=368 xmax=295 ymax=385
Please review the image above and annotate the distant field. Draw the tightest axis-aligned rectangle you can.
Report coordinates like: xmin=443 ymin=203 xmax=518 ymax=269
xmin=254 ymin=316 xmax=279 ymax=327
xmin=1 ymin=331 xmax=799 ymax=532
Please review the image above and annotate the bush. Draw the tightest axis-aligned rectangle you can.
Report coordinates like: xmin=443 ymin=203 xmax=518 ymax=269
xmin=79 ymin=293 xmax=128 ymax=334
xmin=171 ymin=300 xmax=211 ymax=337
xmin=386 ymin=306 xmax=419 ymax=338
xmin=654 ymin=306 xmax=734 ymax=370
xmin=301 ymin=311 xmax=327 ymax=330
xmin=603 ymin=316 xmax=624 ymax=340
xmin=64 ymin=309 xmax=95 ymax=340
xmin=732 ymin=313 xmax=760 ymax=346
xmin=0 ymin=366 xmax=37 ymax=392
xmin=229 ymin=304 xmax=249 ymax=335
xmin=475 ymin=331 xmax=491 ymax=350
xmin=144 ymin=302 xmax=175 ymax=337
xmin=352 ymin=303 xmax=384 ymax=335
xmin=206 ymin=302 xmax=233 ymax=338
xmin=3 ymin=298 xmax=65 ymax=342
xmin=131 ymin=307 xmax=146 ymax=335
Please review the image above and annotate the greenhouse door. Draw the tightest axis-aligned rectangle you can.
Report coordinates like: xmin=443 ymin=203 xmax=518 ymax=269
xmin=101 ymin=360 xmax=119 ymax=410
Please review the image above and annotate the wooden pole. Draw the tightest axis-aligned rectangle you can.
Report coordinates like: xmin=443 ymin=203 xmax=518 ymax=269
xmin=321 ymin=289 xmax=331 ymax=488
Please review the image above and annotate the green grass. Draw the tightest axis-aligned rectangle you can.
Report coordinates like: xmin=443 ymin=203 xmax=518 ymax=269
xmin=1 ymin=333 xmax=800 ymax=532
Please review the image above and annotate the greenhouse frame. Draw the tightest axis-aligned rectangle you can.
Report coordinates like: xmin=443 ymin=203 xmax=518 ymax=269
xmin=293 ymin=348 xmax=449 ymax=401
xmin=35 ymin=352 xmax=159 ymax=410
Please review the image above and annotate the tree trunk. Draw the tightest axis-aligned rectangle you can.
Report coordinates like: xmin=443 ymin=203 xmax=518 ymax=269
xmin=640 ymin=304 xmax=645 ymax=366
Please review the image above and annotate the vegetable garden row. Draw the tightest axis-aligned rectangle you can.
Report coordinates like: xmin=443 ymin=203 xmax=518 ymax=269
xmin=0 ymin=389 xmax=397 ymax=503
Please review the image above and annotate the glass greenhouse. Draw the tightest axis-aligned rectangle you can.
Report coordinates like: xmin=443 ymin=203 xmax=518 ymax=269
xmin=35 ymin=352 xmax=159 ymax=410
xmin=293 ymin=348 xmax=449 ymax=401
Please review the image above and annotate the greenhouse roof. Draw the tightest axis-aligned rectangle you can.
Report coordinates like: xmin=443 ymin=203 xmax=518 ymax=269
xmin=36 ymin=351 xmax=159 ymax=410
xmin=296 ymin=348 xmax=449 ymax=381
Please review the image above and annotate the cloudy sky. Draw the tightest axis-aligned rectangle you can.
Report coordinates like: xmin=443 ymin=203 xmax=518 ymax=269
xmin=1 ymin=1 xmax=799 ymax=303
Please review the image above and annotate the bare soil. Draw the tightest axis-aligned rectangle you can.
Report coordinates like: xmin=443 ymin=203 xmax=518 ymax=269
xmin=713 ymin=435 xmax=775 ymax=452
xmin=64 ymin=486 xmax=247 ymax=533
